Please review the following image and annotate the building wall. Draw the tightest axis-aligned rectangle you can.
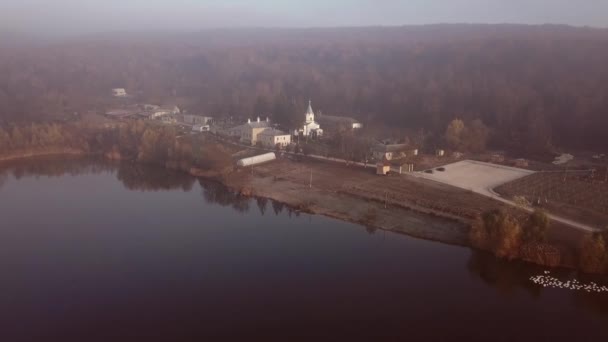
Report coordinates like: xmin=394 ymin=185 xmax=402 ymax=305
xmin=240 ymin=127 xmax=267 ymax=145
xmin=373 ymin=151 xmax=393 ymax=160
xmin=259 ymin=134 xmax=291 ymax=148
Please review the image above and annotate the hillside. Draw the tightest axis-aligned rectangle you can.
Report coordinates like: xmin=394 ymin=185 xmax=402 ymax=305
xmin=1 ymin=24 xmax=607 ymax=152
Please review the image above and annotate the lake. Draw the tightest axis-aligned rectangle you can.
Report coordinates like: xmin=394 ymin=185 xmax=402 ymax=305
xmin=0 ymin=158 xmax=606 ymax=341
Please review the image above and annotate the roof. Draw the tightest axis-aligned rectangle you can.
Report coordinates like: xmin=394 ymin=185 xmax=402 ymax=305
xmin=158 ymin=105 xmax=179 ymax=111
xmin=105 ymin=109 xmax=134 ymax=117
xmin=377 ymin=157 xmax=391 ymax=166
xmin=318 ymin=115 xmax=360 ymax=124
xmin=372 ymin=143 xmax=412 ymax=153
xmin=247 ymin=121 xmax=271 ymax=129
xmin=184 ymin=114 xmax=212 ymax=118
xmin=259 ymin=128 xmax=289 ymax=137
xmin=306 ymin=100 xmax=314 ymax=116
xmin=233 ymin=121 xmax=271 ymax=130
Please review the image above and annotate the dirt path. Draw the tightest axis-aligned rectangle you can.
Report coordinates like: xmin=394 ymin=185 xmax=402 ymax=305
xmin=411 ymin=160 xmax=600 ymax=232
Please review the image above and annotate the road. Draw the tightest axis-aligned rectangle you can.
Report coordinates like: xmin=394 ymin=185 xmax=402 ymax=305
xmin=208 ymin=132 xmax=599 ymax=232
xmin=485 ymin=188 xmax=599 ymax=232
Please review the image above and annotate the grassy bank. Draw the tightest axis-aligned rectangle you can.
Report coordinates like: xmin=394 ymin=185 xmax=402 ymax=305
xmin=1 ymin=119 xmax=605 ymax=275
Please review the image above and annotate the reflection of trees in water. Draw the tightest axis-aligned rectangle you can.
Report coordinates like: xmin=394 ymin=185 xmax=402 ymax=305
xmin=198 ymin=179 xmax=250 ymax=213
xmin=468 ymin=249 xmax=608 ymax=316
xmin=272 ymin=201 xmax=284 ymax=216
xmin=0 ymin=157 xmax=115 ymax=185
xmin=0 ymin=158 xmax=198 ymax=193
xmin=117 ymin=163 xmax=195 ymax=192
xmin=467 ymin=250 xmax=541 ymax=297
xmin=256 ymin=197 xmax=268 ymax=216
xmin=197 ymin=179 xmax=301 ymax=218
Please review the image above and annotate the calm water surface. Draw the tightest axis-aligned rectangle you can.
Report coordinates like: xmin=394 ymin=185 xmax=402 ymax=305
xmin=0 ymin=159 xmax=607 ymax=341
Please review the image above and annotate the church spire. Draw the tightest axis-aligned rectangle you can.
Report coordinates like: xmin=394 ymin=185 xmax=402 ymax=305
xmin=305 ymin=100 xmax=315 ymax=123
xmin=307 ymin=100 xmax=313 ymax=115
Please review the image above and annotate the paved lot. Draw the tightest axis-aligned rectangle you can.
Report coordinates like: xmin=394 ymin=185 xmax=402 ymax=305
xmin=416 ymin=160 xmax=534 ymax=196
xmin=415 ymin=160 xmax=598 ymax=231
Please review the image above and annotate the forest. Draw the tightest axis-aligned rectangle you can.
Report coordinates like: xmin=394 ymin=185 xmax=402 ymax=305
xmin=1 ymin=24 xmax=608 ymax=153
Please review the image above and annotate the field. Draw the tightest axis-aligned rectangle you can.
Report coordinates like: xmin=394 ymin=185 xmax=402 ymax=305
xmin=244 ymin=158 xmax=508 ymax=222
xmin=495 ymin=170 xmax=608 ymax=228
xmin=415 ymin=160 xmax=534 ymax=197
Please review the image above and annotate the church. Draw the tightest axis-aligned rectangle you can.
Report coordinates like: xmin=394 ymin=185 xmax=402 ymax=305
xmin=294 ymin=100 xmax=323 ymax=137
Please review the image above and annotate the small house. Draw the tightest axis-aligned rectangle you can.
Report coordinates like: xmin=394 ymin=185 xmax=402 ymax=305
xmin=490 ymin=154 xmax=505 ymax=163
xmin=192 ymin=125 xmax=210 ymax=132
xmin=376 ymin=159 xmax=391 ymax=175
xmin=112 ymin=88 xmax=127 ymax=97
xmin=258 ymin=128 xmax=292 ymax=148
xmin=435 ymin=149 xmax=445 ymax=157
xmin=151 ymin=105 xmax=181 ymax=119
xmin=372 ymin=143 xmax=412 ymax=161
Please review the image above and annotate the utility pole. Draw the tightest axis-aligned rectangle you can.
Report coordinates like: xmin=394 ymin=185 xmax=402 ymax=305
xmin=384 ymin=191 xmax=388 ymax=209
xmin=309 ymin=168 xmax=313 ymax=189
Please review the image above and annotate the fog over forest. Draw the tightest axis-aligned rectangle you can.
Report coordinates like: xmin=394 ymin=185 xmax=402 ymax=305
xmin=1 ymin=24 xmax=608 ymax=153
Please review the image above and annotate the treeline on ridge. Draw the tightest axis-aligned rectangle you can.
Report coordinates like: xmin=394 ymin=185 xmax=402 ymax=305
xmin=1 ymin=25 xmax=608 ymax=153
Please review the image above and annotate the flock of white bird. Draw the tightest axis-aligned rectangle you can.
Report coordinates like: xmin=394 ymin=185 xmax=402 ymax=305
xmin=530 ymin=271 xmax=608 ymax=293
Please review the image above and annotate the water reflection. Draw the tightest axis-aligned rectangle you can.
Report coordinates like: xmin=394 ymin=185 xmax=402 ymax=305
xmin=0 ymin=157 xmax=296 ymax=217
xmin=1 ymin=157 xmax=608 ymax=340
xmin=0 ymin=157 xmax=114 ymax=180
xmin=3 ymin=157 xmax=608 ymax=310
xmin=117 ymin=163 xmax=195 ymax=192
xmin=467 ymin=250 xmax=608 ymax=316
xmin=0 ymin=157 xmax=197 ymax=192
xmin=467 ymin=250 xmax=543 ymax=297
xmin=198 ymin=178 xmax=250 ymax=213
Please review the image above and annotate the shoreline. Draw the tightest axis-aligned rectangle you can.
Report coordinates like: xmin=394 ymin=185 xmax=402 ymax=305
xmin=0 ymin=148 xmax=90 ymax=163
xmin=0 ymin=152 xmax=601 ymax=274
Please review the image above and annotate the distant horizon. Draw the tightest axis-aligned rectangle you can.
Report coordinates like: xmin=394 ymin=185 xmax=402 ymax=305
xmin=1 ymin=0 xmax=607 ymax=36
xmin=3 ymin=22 xmax=608 ymax=39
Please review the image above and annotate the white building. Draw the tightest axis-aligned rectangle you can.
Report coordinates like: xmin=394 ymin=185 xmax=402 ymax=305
xmin=372 ymin=143 xmax=415 ymax=161
xmin=112 ymin=88 xmax=127 ymax=97
xmin=192 ymin=124 xmax=210 ymax=132
xmin=143 ymin=104 xmax=160 ymax=111
xmin=258 ymin=128 xmax=292 ymax=148
xmin=230 ymin=117 xmax=272 ymax=145
xmin=151 ymin=105 xmax=180 ymax=119
xmin=294 ymin=101 xmax=323 ymax=137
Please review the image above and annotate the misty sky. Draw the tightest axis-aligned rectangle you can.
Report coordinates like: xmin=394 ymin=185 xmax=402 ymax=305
xmin=2 ymin=0 xmax=607 ymax=34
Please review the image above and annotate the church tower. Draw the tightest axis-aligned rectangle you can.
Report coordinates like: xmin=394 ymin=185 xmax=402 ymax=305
xmin=305 ymin=100 xmax=315 ymax=123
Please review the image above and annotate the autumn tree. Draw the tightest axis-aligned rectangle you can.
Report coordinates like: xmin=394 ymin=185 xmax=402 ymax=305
xmin=445 ymin=119 xmax=466 ymax=150
xmin=523 ymin=209 xmax=550 ymax=243
xmin=580 ymin=233 xmax=608 ymax=274
xmin=470 ymin=209 xmax=523 ymax=260
xmin=465 ymin=119 xmax=490 ymax=152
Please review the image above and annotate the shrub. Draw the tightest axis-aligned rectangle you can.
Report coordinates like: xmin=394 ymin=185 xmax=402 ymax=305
xmin=580 ymin=233 xmax=608 ymax=274
xmin=470 ymin=209 xmax=523 ymax=260
xmin=523 ymin=209 xmax=549 ymax=243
